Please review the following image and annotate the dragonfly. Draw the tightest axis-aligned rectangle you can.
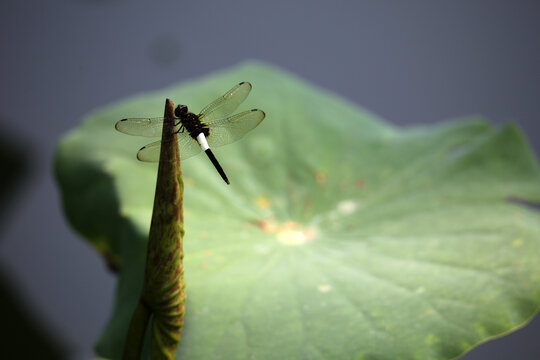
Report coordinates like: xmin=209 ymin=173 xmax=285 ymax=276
xmin=115 ymin=82 xmax=265 ymax=185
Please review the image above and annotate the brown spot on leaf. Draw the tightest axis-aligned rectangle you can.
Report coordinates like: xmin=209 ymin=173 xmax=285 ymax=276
xmin=184 ymin=177 xmax=195 ymax=187
xmin=254 ymin=218 xmax=317 ymax=245
xmin=255 ymin=195 xmax=271 ymax=209
xmin=315 ymin=171 xmax=327 ymax=184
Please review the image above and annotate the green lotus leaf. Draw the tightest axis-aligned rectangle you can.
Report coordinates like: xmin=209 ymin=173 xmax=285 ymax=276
xmin=55 ymin=61 xmax=540 ymax=360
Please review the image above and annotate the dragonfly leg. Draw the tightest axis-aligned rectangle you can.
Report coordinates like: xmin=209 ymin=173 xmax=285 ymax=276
xmin=176 ymin=124 xmax=186 ymax=134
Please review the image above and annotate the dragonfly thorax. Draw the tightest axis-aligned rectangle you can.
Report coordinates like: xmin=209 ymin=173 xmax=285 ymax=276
xmin=178 ymin=110 xmax=209 ymax=139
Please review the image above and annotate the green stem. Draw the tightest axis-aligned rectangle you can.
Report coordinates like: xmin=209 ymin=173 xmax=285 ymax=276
xmin=122 ymin=99 xmax=185 ymax=360
xmin=122 ymin=300 xmax=151 ymax=360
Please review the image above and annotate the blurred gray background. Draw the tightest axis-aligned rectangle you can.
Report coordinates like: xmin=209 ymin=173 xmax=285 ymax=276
xmin=0 ymin=1 xmax=539 ymax=359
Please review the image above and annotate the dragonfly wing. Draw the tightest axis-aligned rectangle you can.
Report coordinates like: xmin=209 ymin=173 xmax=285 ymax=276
xmin=136 ymin=140 xmax=161 ymax=162
xmin=136 ymin=133 xmax=202 ymax=162
xmin=178 ymin=134 xmax=203 ymax=160
xmin=206 ymin=109 xmax=265 ymax=148
xmin=198 ymin=82 xmax=252 ymax=123
xmin=115 ymin=117 xmax=174 ymax=137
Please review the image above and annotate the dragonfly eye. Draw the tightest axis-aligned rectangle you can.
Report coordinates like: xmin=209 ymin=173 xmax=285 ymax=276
xmin=175 ymin=105 xmax=188 ymax=117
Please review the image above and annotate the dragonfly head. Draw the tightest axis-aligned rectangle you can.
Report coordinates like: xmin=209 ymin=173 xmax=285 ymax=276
xmin=175 ymin=105 xmax=188 ymax=117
